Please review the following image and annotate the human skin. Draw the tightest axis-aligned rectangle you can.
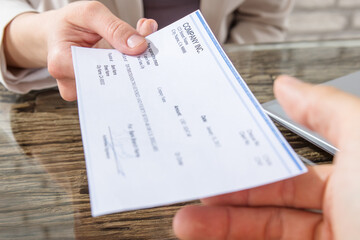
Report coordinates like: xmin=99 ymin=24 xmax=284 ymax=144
xmin=173 ymin=75 xmax=360 ymax=240
xmin=3 ymin=1 xmax=157 ymax=101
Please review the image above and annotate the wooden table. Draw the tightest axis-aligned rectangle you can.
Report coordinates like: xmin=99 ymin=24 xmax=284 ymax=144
xmin=1 ymin=39 xmax=359 ymax=239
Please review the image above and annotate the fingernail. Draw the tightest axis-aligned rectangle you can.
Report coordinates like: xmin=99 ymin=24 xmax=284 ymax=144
xmin=274 ymin=76 xmax=304 ymax=101
xmin=127 ymin=34 xmax=146 ymax=48
xmin=137 ymin=18 xmax=146 ymax=29
xmin=277 ymin=75 xmax=301 ymax=87
xmin=275 ymin=76 xmax=300 ymax=94
xmin=151 ymin=21 xmax=158 ymax=33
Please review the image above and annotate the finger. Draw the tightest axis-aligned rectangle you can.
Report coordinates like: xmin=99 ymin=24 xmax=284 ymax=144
xmin=136 ymin=18 xmax=158 ymax=36
xmin=47 ymin=41 xmax=78 ymax=101
xmin=47 ymin=40 xmax=78 ymax=101
xmin=274 ymin=75 xmax=360 ymax=150
xmin=47 ymin=42 xmax=74 ymax=76
xmin=67 ymin=1 xmax=148 ymax=55
xmin=173 ymin=205 xmax=330 ymax=240
xmin=56 ymin=78 xmax=77 ymax=101
xmin=136 ymin=18 xmax=147 ymax=30
xmin=201 ymin=165 xmax=331 ymax=209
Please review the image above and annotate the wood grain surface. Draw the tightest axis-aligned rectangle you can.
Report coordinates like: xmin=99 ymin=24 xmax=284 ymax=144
xmin=1 ymin=41 xmax=359 ymax=239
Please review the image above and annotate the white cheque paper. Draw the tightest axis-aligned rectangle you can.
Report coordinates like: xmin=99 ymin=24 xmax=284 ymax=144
xmin=72 ymin=11 xmax=307 ymax=216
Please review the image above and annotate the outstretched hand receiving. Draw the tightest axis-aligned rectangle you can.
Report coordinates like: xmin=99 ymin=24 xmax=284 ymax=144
xmin=173 ymin=75 xmax=360 ymax=240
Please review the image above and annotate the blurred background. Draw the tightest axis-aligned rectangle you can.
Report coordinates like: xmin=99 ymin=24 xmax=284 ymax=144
xmin=287 ymin=0 xmax=360 ymax=41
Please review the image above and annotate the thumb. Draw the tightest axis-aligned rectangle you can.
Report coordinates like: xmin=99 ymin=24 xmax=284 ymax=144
xmin=68 ymin=1 xmax=148 ymax=55
xmin=274 ymin=75 xmax=360 ymax=151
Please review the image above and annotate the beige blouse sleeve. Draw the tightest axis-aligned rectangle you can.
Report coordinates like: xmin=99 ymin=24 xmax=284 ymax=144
xmin=0 ymin=0 xmax=57 ymax=94
xmin=228 ymin=0 xmax=295 ymax=44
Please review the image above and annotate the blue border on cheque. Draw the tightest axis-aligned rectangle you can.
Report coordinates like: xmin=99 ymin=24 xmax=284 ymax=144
xmin=191 ymin=10 xmax=303 ymax=172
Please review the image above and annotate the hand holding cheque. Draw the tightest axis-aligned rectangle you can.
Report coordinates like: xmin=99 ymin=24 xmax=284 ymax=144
xmin=173 ymin=76 xmax=360 ymax=240
xmin=72 ymin=11 xmax=306 ymax=217
xmin=4 ymin=1 xmax=157 ymax=100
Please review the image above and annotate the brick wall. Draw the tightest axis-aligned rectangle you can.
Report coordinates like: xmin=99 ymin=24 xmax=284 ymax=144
xmin=286 ymin=0 xmax=360 ymax=41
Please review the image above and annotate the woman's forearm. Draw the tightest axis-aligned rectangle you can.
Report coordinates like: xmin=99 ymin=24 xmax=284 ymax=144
xmin=4 ymin=12 xmax=48 ymax=68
